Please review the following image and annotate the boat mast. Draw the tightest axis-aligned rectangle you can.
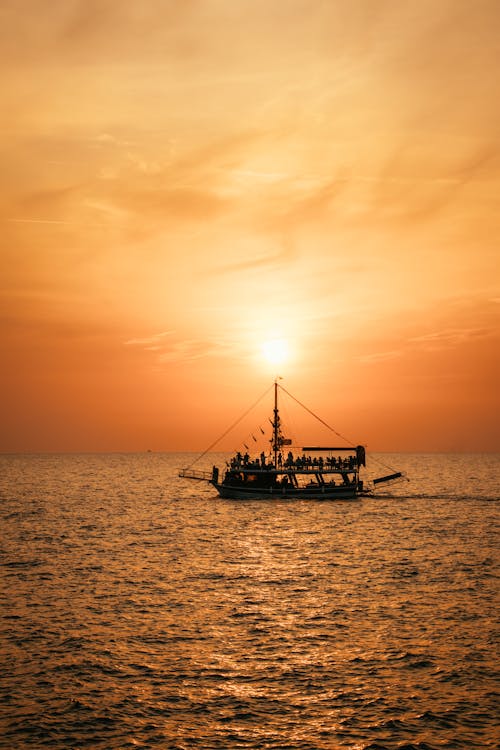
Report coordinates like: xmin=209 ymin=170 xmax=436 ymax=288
xmin=273 ymin=379 xmax=279 ymax=467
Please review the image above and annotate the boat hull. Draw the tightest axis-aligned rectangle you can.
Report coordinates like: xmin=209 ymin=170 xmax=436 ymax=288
xmin=212 ymin=482 xmax=360 ymax=500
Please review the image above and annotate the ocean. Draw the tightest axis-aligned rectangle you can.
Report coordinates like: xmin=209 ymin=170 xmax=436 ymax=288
xmin=1 ymin=452 xmax=498 ymax=749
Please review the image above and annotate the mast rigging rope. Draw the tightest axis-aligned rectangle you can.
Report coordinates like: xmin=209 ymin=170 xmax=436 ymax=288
xmin=278 ymin=383 xmax=403 ymax=477
xmin=184 ymin=383 xmax=274 ymax=470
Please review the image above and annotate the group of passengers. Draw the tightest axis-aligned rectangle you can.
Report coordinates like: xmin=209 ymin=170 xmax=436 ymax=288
xmin=228 ymin=449 xmax=356 ymax=472
xmin=228 ymin=452 xmax=271 ymax=471
xmin=281 ymin=451 xmax=356 ymax=471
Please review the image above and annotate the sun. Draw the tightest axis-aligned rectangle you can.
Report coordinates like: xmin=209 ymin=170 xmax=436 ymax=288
xmin=261 ymin=337 xmax=290 ymax=366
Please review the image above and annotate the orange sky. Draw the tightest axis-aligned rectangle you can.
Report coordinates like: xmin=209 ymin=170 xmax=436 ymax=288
xmin=1 ymin=0 xmax=499 ymax=453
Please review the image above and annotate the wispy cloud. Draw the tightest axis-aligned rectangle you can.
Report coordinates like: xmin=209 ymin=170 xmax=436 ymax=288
xmin=409 ymin=327 xmax=491 ymax=348
xmin=158 ymin=338 xmax=233 ymax=363
xmin=124 ymin=330 xmax=245 ymax=364
xmin=7 ymin=218 xmax=82 ymax=225
xmin=124 ymin=331 xmax=174 ymax=346
xmin=360 ymin=323 xmax=497 ymax=365
xmin=359 ymin=349 xmax=403 ymax=364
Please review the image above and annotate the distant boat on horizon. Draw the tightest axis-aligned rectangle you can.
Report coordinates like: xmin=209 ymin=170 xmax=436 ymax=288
xmin=179 ymin=380 xmax=404 ymax=500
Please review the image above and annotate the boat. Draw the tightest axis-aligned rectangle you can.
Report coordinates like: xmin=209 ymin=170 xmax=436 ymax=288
xmin=179 ymin=379 xmax=404 ymax=500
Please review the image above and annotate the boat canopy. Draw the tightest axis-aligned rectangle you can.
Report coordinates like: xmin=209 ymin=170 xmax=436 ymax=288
xmin=302 ymin=446 xmax=357 ymax=451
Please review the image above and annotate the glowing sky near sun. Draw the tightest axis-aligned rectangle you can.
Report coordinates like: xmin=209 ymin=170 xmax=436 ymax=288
xmin=1 ymin=0 xmax=499 ymax=452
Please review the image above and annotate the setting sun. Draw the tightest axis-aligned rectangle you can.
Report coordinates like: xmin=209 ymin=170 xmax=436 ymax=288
xmin=261 ymin=338 xmax=290 ymax=366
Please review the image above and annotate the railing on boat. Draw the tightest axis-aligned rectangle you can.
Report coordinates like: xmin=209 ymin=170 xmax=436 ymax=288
xmin=179 ymin=468 xmax=213 ymax=481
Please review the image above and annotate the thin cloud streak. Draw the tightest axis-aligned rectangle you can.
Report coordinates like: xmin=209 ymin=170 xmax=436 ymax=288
xmin=360 ymin=324 xmax=498 ymax=365
xmin=124 ymin=331 xmax=174 ymax=347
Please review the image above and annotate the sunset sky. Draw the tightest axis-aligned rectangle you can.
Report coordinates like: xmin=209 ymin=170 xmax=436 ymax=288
xmin=1 ymin=0 xmax=499 ymax=453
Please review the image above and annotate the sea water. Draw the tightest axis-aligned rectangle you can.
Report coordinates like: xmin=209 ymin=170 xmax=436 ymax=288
xmin=1 ymin=452 xmax=498 ymax=749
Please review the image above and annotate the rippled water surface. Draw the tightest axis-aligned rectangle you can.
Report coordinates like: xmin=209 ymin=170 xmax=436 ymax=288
xmin=1 ymin=452 xmax=499 ymax=749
